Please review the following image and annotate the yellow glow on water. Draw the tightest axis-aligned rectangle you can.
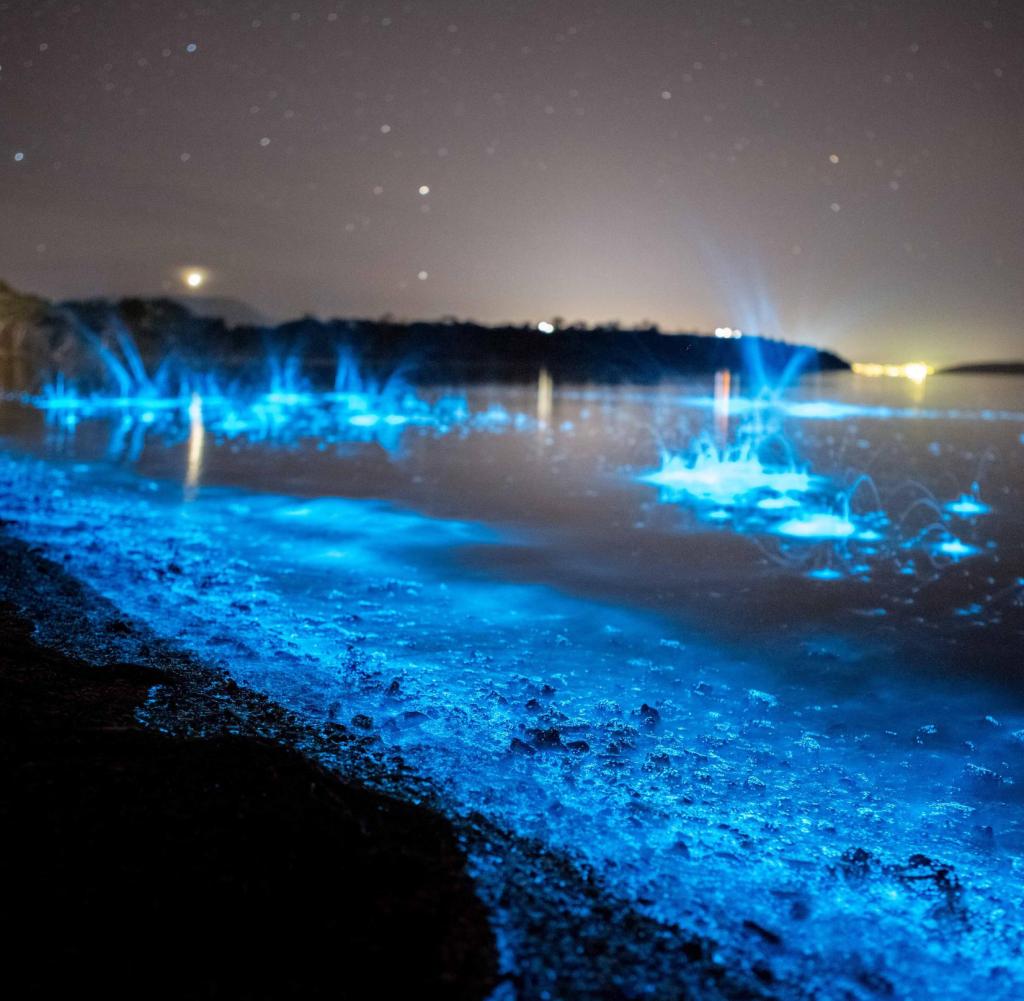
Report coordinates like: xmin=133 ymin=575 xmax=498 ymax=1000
xmin=536 ymin=366 xmax=553 ymax=427
xmin=852 ymin=361 xmax=934 ymax=384
xmin=185 ymin=393 xmax=205 ymax=498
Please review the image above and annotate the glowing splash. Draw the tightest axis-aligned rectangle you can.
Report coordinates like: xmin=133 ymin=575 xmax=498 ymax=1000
xmin=806 ymin=566 xmax=845 ymax=581
xmin=775 ymin=511 xmax=856 ymax=540
xmin=639 ymin=429 xmax=816 ymax=513
xmin=637 ymin=374 xmax=991 ymax=583
xmin=0 ymin=448 xmax=1020 ymax=999
xmin=1 ymin=322 xmax=1021 ymax=996
xmin=16 ymin=334 xmax=518 ymax=455
xmin=935 ymin=537 xmax=980 ymax=559
xmin=945 ymin=494 xmax=991 ymax=518
xmin=640 ymin=452 xmax=813 ymax=507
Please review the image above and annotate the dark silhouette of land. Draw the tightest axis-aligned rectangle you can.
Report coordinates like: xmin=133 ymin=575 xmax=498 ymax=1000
xmin=172 ymin=293 xmax=272 ymax=327
xmin=1 ymin=280 xmax=849 ymax=387
xmin=939 ymin=361 xmax=1024 ymax=376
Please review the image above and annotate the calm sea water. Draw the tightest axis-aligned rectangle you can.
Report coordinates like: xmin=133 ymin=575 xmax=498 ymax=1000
xmin=1 ymin=369 xmax=1022 ymax=997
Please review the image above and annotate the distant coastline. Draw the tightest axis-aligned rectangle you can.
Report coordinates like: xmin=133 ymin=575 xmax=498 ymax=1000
xmin=938 ymin=361 xmax=1024 ymax=376
xmin=1 ymin=280 xmax=849 ymax=387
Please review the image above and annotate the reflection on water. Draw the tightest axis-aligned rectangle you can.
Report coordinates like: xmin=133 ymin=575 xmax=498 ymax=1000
xmin=713 ymin=367 xmax=734 ymax=443
xmin=1 ymin=370 xmax=1023 ymax=996
xmin=536 ymin=366 xmax=553 ymax=429
xmin=184 ymin=393 xmax=205 ymax=499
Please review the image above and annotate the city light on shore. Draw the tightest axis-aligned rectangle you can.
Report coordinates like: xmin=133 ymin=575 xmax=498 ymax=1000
xmin=852 ymin=361 xmax=934 ymax=384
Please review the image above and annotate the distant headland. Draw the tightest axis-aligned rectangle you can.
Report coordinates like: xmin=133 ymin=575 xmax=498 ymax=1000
xmin=938 ymin=361 xmax=1024 ymax=377
xmin=1 ymin=279 xmax=849 ymax=386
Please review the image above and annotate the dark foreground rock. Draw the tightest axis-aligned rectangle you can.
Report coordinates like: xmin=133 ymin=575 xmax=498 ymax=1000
xmin=0 ymin=593 xmax=498 ymax=999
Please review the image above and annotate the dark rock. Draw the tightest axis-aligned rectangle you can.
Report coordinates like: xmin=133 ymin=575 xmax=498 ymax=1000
xmin=645 ymin=751 xmax=672 ymax=770
xmin=790 ymin=899 xmax=811 ymax=921
xmin=526 ymin=727 xmax=565 ymax=750
xmin=509 ymin=737 xmax=536 ymax=757
xmin=838 ymin=846 xmax=875 ymax=878
xmin=742 ymin=920 xmax=782 ymax=946
xmin=892 ymin=854 xmax=964 ymax=914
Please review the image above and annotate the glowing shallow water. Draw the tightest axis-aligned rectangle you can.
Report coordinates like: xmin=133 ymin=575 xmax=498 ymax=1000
xmin=1 ymin=371 xmax=1023 ymax=998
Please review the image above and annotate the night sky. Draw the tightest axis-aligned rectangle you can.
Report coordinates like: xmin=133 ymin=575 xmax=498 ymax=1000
xmin=2 ymin=1 xmax=1021 ymax=366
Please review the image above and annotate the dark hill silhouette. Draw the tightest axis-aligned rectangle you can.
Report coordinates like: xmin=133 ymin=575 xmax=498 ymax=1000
xmin=939 ymin=361 xmax=1024 ymax=376
xmin=171 ymin=294 xmax=270 ymax=327
xmin=2 ymin=280 xmax=850 ymax=386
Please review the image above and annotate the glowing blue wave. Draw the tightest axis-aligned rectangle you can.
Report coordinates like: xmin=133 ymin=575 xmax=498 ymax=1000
xmin=637 ymin=418 xmax=992 ymax=582
xmin=0 ymin=451 xmax=1020 ymax=999
xmin=639 ymin=445 xmax=815 ymax=508
xmin=17 ymin=337 xmax=519 ymax=453
xmin=675 ymin=395 xmax=1024 ymax=423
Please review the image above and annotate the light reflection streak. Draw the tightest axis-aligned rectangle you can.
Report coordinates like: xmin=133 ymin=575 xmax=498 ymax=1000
xmin=185 ymin=392 xmax=205 ymax=499
xmin=537 ymin=366 xmax=553 ymax=429
xmin=713 ymin=368 xmax=732 ymax=443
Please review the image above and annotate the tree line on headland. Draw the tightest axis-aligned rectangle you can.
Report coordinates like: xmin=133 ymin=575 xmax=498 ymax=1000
xmin=1 ymin=280 xmax=850 ymax=387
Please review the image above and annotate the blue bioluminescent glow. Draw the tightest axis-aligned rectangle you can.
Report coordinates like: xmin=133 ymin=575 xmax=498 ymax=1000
xmin=934 ymin=537 xmax=981 ymax=559
xmin=806 ymin=566 xmax=845 ymax=581
xmin=13 ymin=335 xmax=527 ymax=456
xmin=636 ymin=397 xmax=993 ymax=584
xmin=1 ymin=319 xmax=1023 ymax=1000
xmin=638 ymin=425 xmax=817 ymax=514
xmin=944 ymin=493 xmax=992 ymax=518
xmin=774 ymin=511 xmax=857 ymax=539
xmin=0 ymin=445 xmax=1020 ymax=999
xmin=640 ymin=451 xmax=814 ymax=507
xmin=672 ymin=395 xmax=1024 ymax=424
xmin=755 ymin=494 xmax=801 ymax=511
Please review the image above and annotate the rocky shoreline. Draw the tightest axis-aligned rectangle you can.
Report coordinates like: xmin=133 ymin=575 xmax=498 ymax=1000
xmin=0 ymin=527 xmax=773 ymax=1000
xmin=0 ymin=530 xmax=498 ymax=999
